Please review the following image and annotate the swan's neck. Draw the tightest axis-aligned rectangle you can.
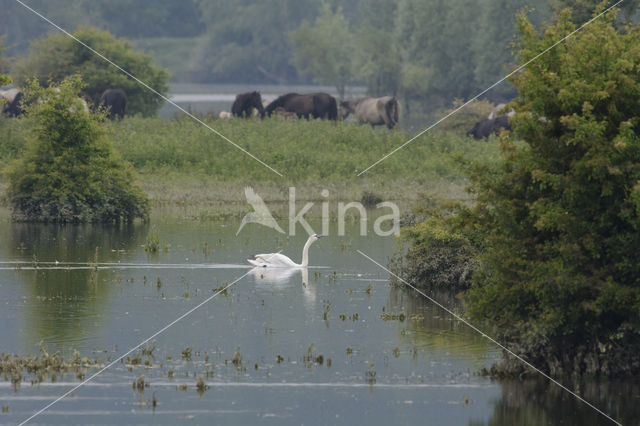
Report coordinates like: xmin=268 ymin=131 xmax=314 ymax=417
xmin=300 ymin=238 xmax=314 ymax=267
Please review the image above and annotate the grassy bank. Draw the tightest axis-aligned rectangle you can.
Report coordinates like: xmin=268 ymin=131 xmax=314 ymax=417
xmin=0 ymin=115 xmax=501 ymax=218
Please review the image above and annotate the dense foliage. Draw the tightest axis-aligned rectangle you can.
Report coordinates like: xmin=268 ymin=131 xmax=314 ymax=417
xmin=405 ymin=7 xmax=640 ymax=377
xmin=13 ymin=27 xmax=168 ymax=116
xmin=289 ymin=4 xmax=355 ymax=98
xmin=0 ymin=0 xmax=560 ymax=115
xmin=5 ymin=77 xmax=148 ymax=223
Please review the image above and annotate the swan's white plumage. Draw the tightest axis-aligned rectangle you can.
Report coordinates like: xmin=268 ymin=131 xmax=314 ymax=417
xmin=248 ymin=234 xmax=321 ymax=268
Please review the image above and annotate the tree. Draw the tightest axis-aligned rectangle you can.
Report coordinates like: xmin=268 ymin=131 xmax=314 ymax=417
xmin=5 ymin=76 xmax=149 ymax=223
xmin=289 ymin=3 xmax=356 ymax=98
xmin=355 ymin=0 xmax=402 ymax=96
xmin=553 ymin=0 xmax=640 ymax=25
xmin=193 ymin=0 xmax=318 ymax=84
xmin=459 ymin=7 xmax=640 ymax=376
xmin=13 ymin=27 xmax=169 ymax=116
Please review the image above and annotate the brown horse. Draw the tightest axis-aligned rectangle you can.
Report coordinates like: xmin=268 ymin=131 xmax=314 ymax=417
xmin=340 ymin=96 xmax=400 ymax=129
xmin=265 ymin=93 xmax=337 ymax=120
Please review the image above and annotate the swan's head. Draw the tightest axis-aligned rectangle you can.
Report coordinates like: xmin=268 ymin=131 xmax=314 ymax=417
xmin=309 ymin=234 xmax=323 ymax=242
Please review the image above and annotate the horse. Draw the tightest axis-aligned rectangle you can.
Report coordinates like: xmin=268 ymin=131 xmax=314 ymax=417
xmin=273 ymin=107 xmax=298 ymax=120
xmin=488 ymin=103 xmax=515 ymax=119
xmin=0 ymin=88 xmax=25 ymax=117
xmin=265 ymin=93 xmax=337 ymax=120
xmin=100 ymin=88 xmax=127 ymax=120
xmin=340 ymin=96 xmax=400 ymax=129
xmin=467 ymin=115 xmax=512 ymax=139
xmin=231 ymin=91 xmax=264 ymax=118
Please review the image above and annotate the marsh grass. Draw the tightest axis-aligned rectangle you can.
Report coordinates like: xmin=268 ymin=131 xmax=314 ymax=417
xmin=1 ymin=115 xmax=502 ymax=215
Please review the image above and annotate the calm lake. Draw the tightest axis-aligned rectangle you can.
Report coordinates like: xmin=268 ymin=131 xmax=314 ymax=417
xmin=0 ymin=219 xmax=637 ymax=425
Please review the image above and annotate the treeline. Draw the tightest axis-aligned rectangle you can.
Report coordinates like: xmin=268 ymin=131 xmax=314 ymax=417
xmin=2 ymin=0 xmax=638 ymax=115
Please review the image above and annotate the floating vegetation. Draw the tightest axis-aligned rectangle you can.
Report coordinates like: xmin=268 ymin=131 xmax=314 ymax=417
xmin=133 ymin=374 xmax=147 ymax=394
xmin=0 ymin=345 xmax=99 ymax=386
xmin=176 ymin=384 xmax=187 ymax=391
xmin=393 ymin=347 xmax=400 ymax=358
xmin=196 ymin=376 xmax=209 ymax=396
xmin=211 ymin=284 xmax=230 ymax=296
xmin=339 ymin=240 xmax=352 ymax=252
xmin=127 ymin=352 xmax=142 ymax=366
xmin=144 ymin=228 xmax=161 ymax=253
xmin=231 ymin=347 xmax=244 ymax=372
xmin=303 ymin=344 xmax=324 ymax=369
xmin=2 ymin=405 xmax=9 ymax=413
xmin=323 ymin=303 xmax=331 ymax=321
xmin=346 ymin=346 xmax=353 ymax=356
xmin=366 ymin=360 xmax=377 ymax=385
xmin=365 ymin=284 xmax=372 ymax=296
xmin=380 ymin=312 xmax=406 ymax=322
xmin=141 ymin=341 xmax=156 ymax=358
xmin=181 ymin=347 xmax=192 ymax=361
xmin=276 ymin=355 xmax=284 ymax=364
xmin=156 ymin=277 xmax=162 ymax=290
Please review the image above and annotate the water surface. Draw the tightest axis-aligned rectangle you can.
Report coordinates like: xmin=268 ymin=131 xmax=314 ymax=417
xmin=0 ymin=220 xmax=636 ymax=425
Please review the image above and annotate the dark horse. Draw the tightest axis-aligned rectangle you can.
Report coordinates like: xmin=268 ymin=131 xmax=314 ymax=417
xmin=467 ymin=115 xmax=512 ymax=139
xmin=265 ymin=93 xmax=337 ymax=120
xmin=232 ymin=91 xmax=264 ymax=118
xmin=100 ymin=88 xmax=127 ymax=120
xmin=0 ymin=88 xmax=25 ymax=117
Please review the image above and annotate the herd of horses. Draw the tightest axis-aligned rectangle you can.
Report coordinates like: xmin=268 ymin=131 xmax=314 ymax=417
xmin=227 ymin=91 xmax=510 ymax=137
xmin=226 ymin=91 xmax=401 ymax=129
xmin=0 ymin=87 xmax=127 ymax=120
xmin=2 ymin=85 xmax=512 ymax=137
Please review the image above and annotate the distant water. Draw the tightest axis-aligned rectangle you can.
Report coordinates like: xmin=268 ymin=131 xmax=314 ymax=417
xmin=160 ymin=83 xmax=366 ymax=118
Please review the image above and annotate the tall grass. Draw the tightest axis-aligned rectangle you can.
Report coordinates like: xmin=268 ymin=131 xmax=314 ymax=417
xmin=1 ymin=114 xmax=504 ymax=214
xmin=107 ymin=115 xmax=501 ymax=183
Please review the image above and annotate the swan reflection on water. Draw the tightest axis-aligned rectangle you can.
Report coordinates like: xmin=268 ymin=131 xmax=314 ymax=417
xmin=249 ymin=267 xmax=315 ymax=305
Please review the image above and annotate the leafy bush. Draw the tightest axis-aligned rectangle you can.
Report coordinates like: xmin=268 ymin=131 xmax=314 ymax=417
xmin=13 ymin=27 xmax=169 ymax=116
xmin=395 ymin=203 xmax=478 ymax=291
xmin=431 ymin=8 xmax=640 ymax=377
xmin=4 ymin=76 xmax=149 ymax=223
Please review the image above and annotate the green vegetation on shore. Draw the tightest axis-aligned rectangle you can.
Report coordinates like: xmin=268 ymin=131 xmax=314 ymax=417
xmin=1 ymin=110 xmax=501 ymax=218
xmin=4 ymin=77 xmax=149 ymax=223
xmin=400 ymin=8 xmax=640 ymax=378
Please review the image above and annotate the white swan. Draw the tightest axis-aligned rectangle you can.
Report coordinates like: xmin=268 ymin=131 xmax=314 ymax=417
xmin=248 ymin=234 xmax=322 ymax=268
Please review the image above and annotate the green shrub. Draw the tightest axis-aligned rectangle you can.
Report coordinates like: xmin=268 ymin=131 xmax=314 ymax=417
xmin=396 ymin=205 xmax=478 ymax=291
xmin=13 ymin=27 xmax=169 ymax=116
xmin=458 ymin=8 xmax=640 ymax=377
xmin=4 ymin=76 xmax=149 ymax=223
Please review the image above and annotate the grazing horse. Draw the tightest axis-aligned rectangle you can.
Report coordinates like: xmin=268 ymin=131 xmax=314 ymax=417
xmin=467 ymin=115 xmax=512 ymax=139
xmin=265 ymin=93 xmax=337 ymax=120
xmin=488 ymin=103 xmax=515 ymax=119
xmin=100 ymin=88 xmax=127 ymax=120
xmin=340 ymin=96 xmax=400 ymax=129
xmin=232 ymin=91 xmax=264 ymax=118
xmin=0 ymin=88 xmax=25 ymax=117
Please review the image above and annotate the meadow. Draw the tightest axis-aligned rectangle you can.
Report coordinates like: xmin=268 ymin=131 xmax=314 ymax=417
xmin=0 ymin=114 xmax=502 ymax=218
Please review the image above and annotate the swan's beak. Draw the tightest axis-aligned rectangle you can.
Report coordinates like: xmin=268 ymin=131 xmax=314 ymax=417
xmin=315 ymin=234 xmax=323 ymax=238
